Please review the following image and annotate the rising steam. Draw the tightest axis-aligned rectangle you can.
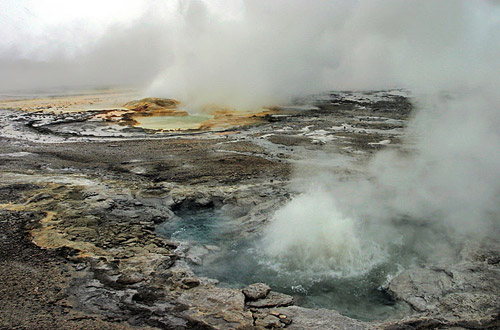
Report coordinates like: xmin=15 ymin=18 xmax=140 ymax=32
xmin=148 ymin=0 xmax=500 ymax=110
xmin=261 ymin=190 xmax=385 ymax=277
xmin=257 ymin=0 xmax=500 ymax=275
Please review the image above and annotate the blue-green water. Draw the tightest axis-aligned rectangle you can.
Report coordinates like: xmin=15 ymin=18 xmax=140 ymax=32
xmin=155 ymin=206 xmax=417 ymax=321
xmin=133 ymin=114 xmax=213 ymax=130
xmin=156 ymin=207 xmax=239 ymax=245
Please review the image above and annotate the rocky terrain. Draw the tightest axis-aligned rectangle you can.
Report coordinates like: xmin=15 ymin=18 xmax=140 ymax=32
xmin=0 ymin=91 xmax=498 ymax=329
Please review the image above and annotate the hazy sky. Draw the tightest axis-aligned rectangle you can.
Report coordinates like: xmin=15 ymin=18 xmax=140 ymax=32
xmin=0 ymin=0 xmax=244 ymax=59
xmin=0 ymin=0 xmax=243 ymax=92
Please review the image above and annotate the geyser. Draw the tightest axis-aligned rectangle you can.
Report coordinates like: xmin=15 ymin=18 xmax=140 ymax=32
xmin=156 ymin=199 xmax=410 ymax=321
xmin=261 ymin=190 xmax=385 ymax=277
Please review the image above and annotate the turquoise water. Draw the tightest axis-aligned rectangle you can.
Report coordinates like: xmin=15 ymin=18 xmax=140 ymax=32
xmin=134 ymin=114 xmax=213 ymax=130
xmin=156 ymin=207 xmax=238 ymax=245
xmin=155 ymin=206 xmax=419 ymax=321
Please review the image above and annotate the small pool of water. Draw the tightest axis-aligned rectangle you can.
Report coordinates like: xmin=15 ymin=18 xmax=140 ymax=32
xmin=133 ymin=114 xmax=213 ymax=130
xmin=156 ymin=206 xmax=420 ymax=321
xmin=156 ymin=207 xmax=239 ymax=245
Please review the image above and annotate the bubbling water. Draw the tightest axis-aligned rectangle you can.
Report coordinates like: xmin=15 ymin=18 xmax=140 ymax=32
xmin=261 ymin=190 xmax=386 ymax=278
xmin=156 ymin=202 xmax=423 ymax=320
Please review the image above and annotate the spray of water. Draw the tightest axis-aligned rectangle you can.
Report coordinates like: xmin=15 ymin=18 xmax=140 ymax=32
xmin=261 ymin=189 xmax=386 ymax=277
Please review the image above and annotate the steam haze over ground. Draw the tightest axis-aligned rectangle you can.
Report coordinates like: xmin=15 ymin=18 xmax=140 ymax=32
xmin=2 ymin=1 xmax=499 ymax=103
xmin=2 ymin=0 xmax=500 ymax=274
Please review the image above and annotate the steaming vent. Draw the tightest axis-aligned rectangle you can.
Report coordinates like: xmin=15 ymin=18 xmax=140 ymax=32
xmin=261 ymin=191 xmax=386 ymax=278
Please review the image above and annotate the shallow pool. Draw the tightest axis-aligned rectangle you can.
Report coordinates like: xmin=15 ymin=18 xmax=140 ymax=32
xmin=156 ymin=207 xmax=429 ymax=321
xmin=133 ymin=113 xmax=213 ymax=130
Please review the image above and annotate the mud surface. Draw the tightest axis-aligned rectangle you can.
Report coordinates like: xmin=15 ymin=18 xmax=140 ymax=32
xmin=0 ymin=90 xmax=498 ymax=329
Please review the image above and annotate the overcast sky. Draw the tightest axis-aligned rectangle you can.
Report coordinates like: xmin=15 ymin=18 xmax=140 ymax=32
xmin=0 ymin=0 xmax=243 ymax=92
xmin=0 ymin=0 xmax=245 ymax=59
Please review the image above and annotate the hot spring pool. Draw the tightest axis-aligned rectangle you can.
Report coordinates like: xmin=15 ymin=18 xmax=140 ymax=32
xmin=133 ymin=113 xmax=213 ymax=130
xmin=156 ymin=206 xmax=424 ymax=321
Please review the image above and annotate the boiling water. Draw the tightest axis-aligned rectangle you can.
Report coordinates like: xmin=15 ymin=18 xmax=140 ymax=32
xmin=155 ymin=206 xmax=443 ymax=321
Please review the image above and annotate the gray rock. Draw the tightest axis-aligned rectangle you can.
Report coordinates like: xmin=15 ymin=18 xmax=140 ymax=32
xmin=179 ymin=287 xmax=246 ymax=311
xmin=279 ymin=314 xmax=292 ymax=325
xmin=385 ymin=241 xmax=500 ymax=326
xmin=181 ymin=277 xmax=200 ymax=289
xmin=387 ymin=267 xmax=453 ymax=312
xmin=242 ymin=283 xmax=271 ymax=300
xmin=185 ymin=245 xmax=209 ymax=265
xmin=275 ymin=306 xmax=366 ymax=330
xmin=179 ymin=287 xmax=254 ymax=329
xmin=255 ymin=315 xmax=283 ymax=328
xmin=246 ymin=291 xmax=293 ymax=308
xmin=116 ymin=273 xmax=144 ymax=285
xmin=205 ymin=244 xmax=221 ymax=252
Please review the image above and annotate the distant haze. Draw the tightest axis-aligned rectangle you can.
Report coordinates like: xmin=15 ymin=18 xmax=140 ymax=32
xmin=2 ymin=1 xmax=498 ymax=106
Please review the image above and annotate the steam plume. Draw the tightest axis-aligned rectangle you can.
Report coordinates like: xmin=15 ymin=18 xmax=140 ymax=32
xmin=256 ymin=0 xmax=500 ymax=274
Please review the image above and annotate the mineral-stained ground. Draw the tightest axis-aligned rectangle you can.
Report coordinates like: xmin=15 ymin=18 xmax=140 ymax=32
xmin=0 ymin=90 xmax=498 ymax=329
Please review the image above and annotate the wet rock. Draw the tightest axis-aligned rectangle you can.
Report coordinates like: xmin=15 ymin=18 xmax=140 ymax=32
xmin=165 ymin=265 xmax=196 ymax=286
xmin=386 ymin=267 xmax=453 ymax=312
xmin=132 ymin=287 xmax=162 ymax=305
xmin=194 ymin=196 xmax=213 ymax=206
xmin=179 ymin=287 xmax=245 ymax=310
xmin=220 ymin=204 xmax=248 ymax=218
xmin=179 ymin=287 xmax=253 ymax=329
xmin=385 ymin=242 xmax=500 ymax=326
xmin=255 ymin=314 xmax=283 ymax=328
xmin=152 ymin=215 xmax=168 ymax=224
xmin=246 ymin=291 xmax=294 ymax=308
xmin=205 ymin=244 xmax=221 ymax=252
xmin=275 ymin=306 xmax=366 ymax=330
xmin=150 ymin=314 xmax=188 ymax=329
xmin=185 ymin=245 xmax=209 ymax=265
xmin=279 ymin=314 xmax=292 ymax=325
xmin=116 ymin=273 xmax=144 ymax=285
xmin=181 ymin=277 xmax=200 ymax=289
xmin=242 ymin=283 xmax=271 ymax=300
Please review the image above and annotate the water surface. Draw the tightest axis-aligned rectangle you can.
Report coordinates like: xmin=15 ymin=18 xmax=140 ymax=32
xmin=134 ymin=114 xmax=213 ymax=130
xmin=156 ymin=206 xmax=418 ymax=321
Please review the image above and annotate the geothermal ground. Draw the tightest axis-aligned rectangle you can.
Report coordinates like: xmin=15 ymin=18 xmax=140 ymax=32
xmin=0 ymin=90 xmax=498 ymax=330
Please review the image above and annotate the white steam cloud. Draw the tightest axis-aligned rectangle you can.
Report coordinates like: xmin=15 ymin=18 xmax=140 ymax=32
xmin=0 ymin=1 xmax=175 ymax=91
xmin=256 ymin=0 xmax=500 ymax=275
xmin=262 ymin=190 xmax=385 ymax=277
xmin=149 ymin=0 xmax=500 ymax=109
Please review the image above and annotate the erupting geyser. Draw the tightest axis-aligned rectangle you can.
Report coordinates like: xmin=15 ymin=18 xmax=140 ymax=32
xmin=261 ymin=190 xmax=385 ymax=277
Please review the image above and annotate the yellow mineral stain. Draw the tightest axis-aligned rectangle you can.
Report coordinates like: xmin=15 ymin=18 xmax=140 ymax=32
xmin=0 ymin=181 xmax=108 ymax=260
xmin=0 ymin=203 xmax=25 ymax=211
xmin=30 ymin=211 xmax=107 ymax=258
xmin=198 ymin=107 xmax=275 ymax=131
